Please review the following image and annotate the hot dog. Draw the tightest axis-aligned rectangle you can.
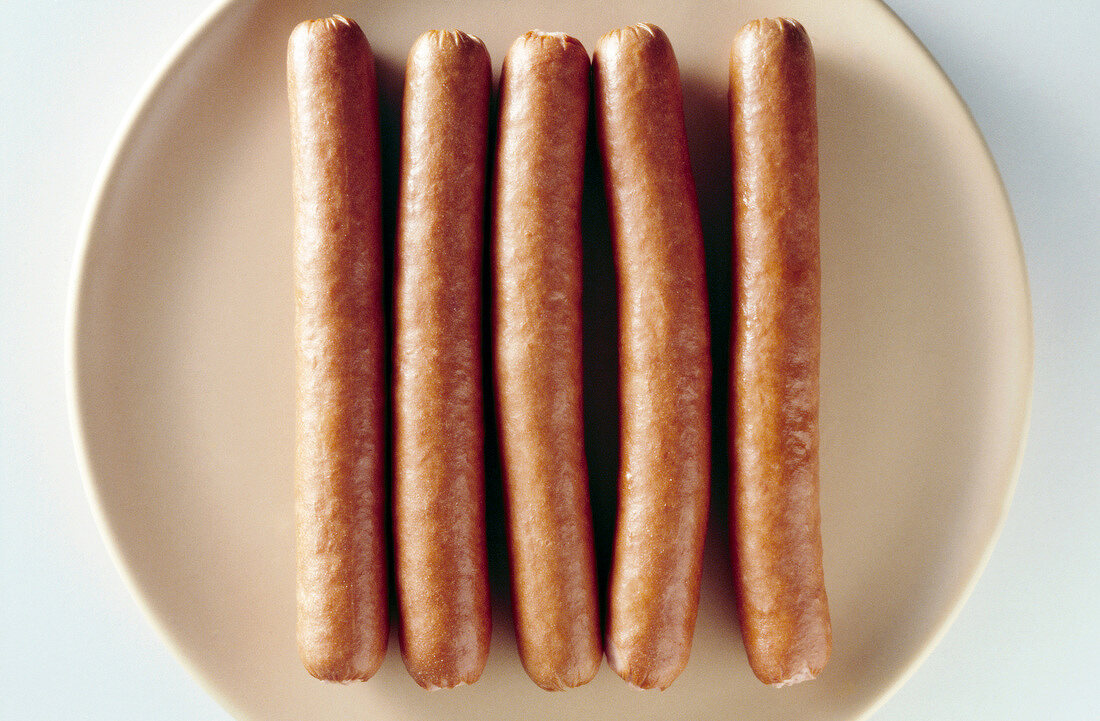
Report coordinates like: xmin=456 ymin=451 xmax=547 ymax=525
xmin=287 ymin=15 xmax=388 ymax=682
xmin=392 ymin=29 xmax=493 ymax=690
xmin=729 ymin=17 xmax=832 ymax=687
xmin=492 ymin=31 xmax=602 ymax=691
xmin=593 ymin=23 xmax=712 ymax=691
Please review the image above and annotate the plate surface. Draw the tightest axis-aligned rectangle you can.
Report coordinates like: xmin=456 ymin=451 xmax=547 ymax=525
xmin=69 ymin=0 xmax=1031 ymax=719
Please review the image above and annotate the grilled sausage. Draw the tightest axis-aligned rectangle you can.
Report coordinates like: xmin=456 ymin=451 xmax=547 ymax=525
xmin=729 ymin=17 xmax=832 ymax=687
xmin=594 ymin=22 xmax=712 ymax=691
xmin=492 ymin=30 xmax=602 ymax=691
xmin=288 ymin=15 xmax=388 ymax=682
xmin=392 ymin=29 xmax=493 ymax=690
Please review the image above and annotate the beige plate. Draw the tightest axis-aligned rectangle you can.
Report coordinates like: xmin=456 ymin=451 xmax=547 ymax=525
xmin=68 ymin=0 xmax=1032 ymax=719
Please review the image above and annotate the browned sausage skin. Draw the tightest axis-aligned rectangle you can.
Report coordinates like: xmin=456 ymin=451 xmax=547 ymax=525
xmin=392 ymin=29 xmax=493 ymax=690
xmin=594 ymin=22 xmax=712 ymax=691
xmin=288 ymin=15 xmax=388 ymax=682
xmin=492 ymin=30 xmax=602 ymax=691
xmin=730 ymin=17 xmax=832 ymax=687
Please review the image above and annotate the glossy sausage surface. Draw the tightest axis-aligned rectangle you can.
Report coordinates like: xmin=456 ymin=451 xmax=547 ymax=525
xmin=288 ymin=15 xmax=388 ymax=682
xmin=492 ymin=30 xmax=602 ymax=691
xmin=393 ymin=29 xmax=493 ymax=690
xmin=730 ymin=17 xmax=832 ymax=688
xmin=594 ymin=22 xmax=712 ymax=691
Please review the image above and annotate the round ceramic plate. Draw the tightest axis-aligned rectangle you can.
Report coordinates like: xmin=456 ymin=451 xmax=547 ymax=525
xmin=68 ymin=0 xmax=1032 ymax=719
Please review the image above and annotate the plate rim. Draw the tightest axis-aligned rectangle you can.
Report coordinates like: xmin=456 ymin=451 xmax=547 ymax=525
xmin=65 ymin=0 xmax=257 ymax=717
xmin=834 ymin=7 xmax=1034 ymax=719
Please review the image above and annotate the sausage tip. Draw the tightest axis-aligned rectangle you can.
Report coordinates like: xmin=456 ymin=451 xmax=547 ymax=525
xmin=288 ymin=15 xmax=372 ymax=73
xmin=732 ymin=17 xmax=811 ymax=61
xmin=593 ymin=22 xmax=680 ymax=84
xmin=413 ymin=28 xmax=488 ymax=56
xmin=594 ymin=22 xmax=667 ymax=56
xmin=506 ymin=30 xmax=589 ymax=72
xmin=298 ymin=643 xmax=385 ymax=684
xmin=289 ymin=14 xmax=363 ymax=44
xmin=516 ymin=29 xmax=587 ymax=55
xmin=605 ymin=637 xmax=679 ymax=691
xmin=769 ymin=665 xmax=814 ymax=688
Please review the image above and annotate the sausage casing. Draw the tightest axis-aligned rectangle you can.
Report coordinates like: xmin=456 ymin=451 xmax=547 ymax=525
xmin=492 ymin=31 xmax=602 ymax=691
xmin=729 ymin=17 xmax=832 ymax=687
xmin=594 ymin=23 xmax=712 ymax=691
xmin=393 ymin=29 xmax=493 ymax=690
xmin=288 ymin=15 xmax=388 ymax=682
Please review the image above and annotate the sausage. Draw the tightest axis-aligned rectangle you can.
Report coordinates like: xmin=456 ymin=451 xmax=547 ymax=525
xmin=492 ymin=31 xmax=602 ymax=691
xmin=729 ymin=17 xmax=832 ymax=687
xmin=392 ymin=29 xmax=493 ymax=690
xmin=287 ymin=15 xmax=387 ymax=682
xmin=593 ymin=23 xmax=712 ymax=691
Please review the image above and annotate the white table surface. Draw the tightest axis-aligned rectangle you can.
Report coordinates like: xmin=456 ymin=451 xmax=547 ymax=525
xmin=2 ymin=1 xmax=1096 ymax=719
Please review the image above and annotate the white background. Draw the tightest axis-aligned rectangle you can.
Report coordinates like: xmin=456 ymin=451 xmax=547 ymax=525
xmin=2 ymin=1 xmax=1096 ymax=719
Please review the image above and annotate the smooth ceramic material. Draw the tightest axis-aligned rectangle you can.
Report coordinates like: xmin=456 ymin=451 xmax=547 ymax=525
xmin=68 ymin=0 xmax=1032 ymax=719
